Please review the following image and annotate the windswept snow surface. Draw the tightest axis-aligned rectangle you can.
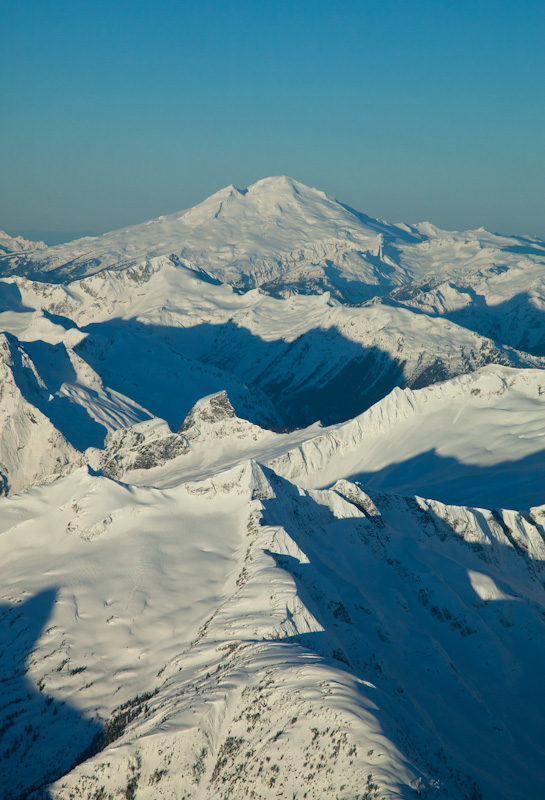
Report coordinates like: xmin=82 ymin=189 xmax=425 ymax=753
xmin=2 ymin=178 xmax=545 ymax=799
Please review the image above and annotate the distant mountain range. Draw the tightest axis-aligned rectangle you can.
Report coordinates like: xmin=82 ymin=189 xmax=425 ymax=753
xmin=1 ymin=178 xmax=545 ymax=800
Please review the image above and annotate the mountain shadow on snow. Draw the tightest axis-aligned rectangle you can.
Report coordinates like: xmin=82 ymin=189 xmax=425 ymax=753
xmin=0 ymin=283 xmax=34 ymax=314
xmin=0 ymin=590 xmax=102 ymax=798
xmin=77 ymin=318 xmax=405 ymax=430
xmin=442 ymin=291 xmax=545 ymax=358
xmin=349 ymin=446 xmax=545 ymax=510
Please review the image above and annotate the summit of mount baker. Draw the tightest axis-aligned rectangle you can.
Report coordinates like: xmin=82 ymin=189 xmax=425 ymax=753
xmin=3 ymin=176 xmax=543 ymax=304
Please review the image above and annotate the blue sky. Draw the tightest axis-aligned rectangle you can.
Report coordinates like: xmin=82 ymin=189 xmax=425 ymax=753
xmin=1 ymin=0 xmax=544 ymax=239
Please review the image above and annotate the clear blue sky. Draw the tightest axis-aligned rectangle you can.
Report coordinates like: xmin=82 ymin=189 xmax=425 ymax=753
xmin=1 ymin=0 xmax=544 ymax=240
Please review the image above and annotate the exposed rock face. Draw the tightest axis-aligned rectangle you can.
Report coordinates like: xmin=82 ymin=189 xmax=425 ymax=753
xmin=97 ymin=422 xmax=190 ymax=480
xmin=179 ymin=390 xmax=236 ymax=433
xmin=91 ymin=392 xmax=270 ymax=484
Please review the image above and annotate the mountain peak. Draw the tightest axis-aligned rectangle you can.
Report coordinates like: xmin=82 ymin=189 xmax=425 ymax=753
xmin=248 ymin=175 xmax=303 ymax=191
xmin=246 ymin=175 xmax=328 ymax=202
xmin=179 ymin=390 xmax=236 ymax=433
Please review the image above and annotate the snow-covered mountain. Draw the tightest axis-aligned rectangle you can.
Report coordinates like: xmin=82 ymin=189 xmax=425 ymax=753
xmin=0 ymin=177 xmax=423 ymax=299
xmin=2 ymin=178 xmax=545 ymax=799
xmin=0 ymin=230 xmax=47 ymax=257
xmin=1 ymin=250 xmax=542 ymax=444
xmin=2 ymin=460 xmax=545 ymax=800
xmin=378 ymin=226 xmax=544 ymax=356
xmin=3 ymin=176 xmax=543 ymax=309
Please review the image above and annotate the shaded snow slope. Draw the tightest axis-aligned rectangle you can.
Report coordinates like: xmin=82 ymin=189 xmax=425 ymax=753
xmin=0 ymin=328 xmax=153 ymax=493
xmin=0 ymin=333 xmax=84 ymax=493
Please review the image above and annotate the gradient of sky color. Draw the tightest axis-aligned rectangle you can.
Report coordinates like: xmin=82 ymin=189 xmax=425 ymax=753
xmin=1 ymin=0 xmax=544 ymax=240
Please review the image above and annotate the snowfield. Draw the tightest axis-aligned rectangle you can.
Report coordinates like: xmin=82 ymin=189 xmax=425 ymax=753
xmin=1 ymin=178 xmax=545 ymax=800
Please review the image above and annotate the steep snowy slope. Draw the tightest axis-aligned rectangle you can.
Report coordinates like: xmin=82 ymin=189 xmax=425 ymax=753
xmin=270 ymin=365 xmax=545 ymax=509
xmin=0 ymin=327 xmax=155 ymax=493
xmin=1 ymin=461 xmax=545 ymax=800
xmin=0 ymin=333 xmax=83 ymax=494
